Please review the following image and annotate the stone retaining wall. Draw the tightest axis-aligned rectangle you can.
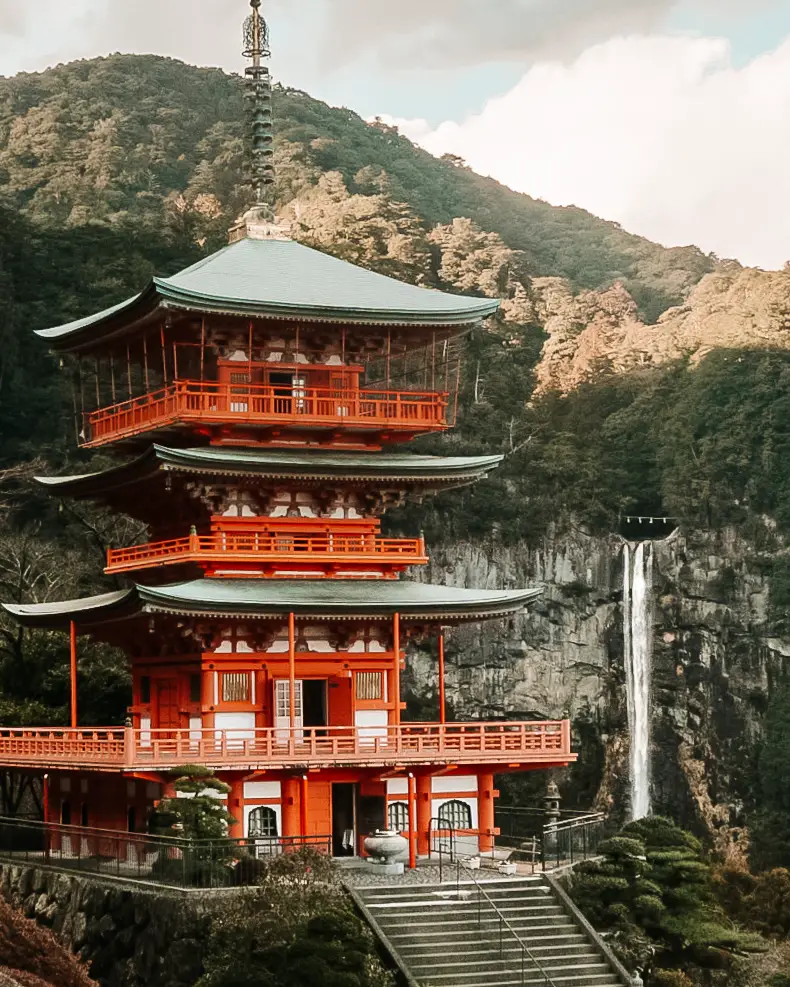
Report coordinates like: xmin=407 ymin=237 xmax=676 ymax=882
xmin=0 ymin=864 xmax=210 ymax=987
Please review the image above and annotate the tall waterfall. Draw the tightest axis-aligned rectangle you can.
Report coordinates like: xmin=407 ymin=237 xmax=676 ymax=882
xmin=623 ymin=541 xmax=653 ymax=820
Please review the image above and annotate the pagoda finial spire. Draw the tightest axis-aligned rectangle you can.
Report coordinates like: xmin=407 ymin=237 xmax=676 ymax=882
xmin=230 ymin=0 xmax=291 ymax=242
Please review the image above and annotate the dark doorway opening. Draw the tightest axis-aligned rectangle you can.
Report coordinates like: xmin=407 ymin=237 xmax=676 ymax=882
xmin=303 ymin=680 xmax=327 ymax=729
xmin=127 ymin=807 xmax=137 ymax=833
xmin=357 ymin=793 xmax=387 ymax=845
xmin=332 ymin=783 xmax=356 ymax=857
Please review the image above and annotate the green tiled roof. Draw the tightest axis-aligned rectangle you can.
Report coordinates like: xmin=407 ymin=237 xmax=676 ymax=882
xmin=35 ymin=445 xmax=504 ymax=499
xmin=2 ymin=579 xmax=540 ymax=629
xmin=37 ymin=238 xmax=501 ymax=349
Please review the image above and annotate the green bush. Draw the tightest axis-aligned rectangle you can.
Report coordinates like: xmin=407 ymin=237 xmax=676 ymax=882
xmin=570 ymin=815 xmax=765 ymax=979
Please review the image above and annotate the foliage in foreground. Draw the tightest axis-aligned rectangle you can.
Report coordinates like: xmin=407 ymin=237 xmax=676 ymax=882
xmin=0 ymin=897 xmax=96 ymax=987
xmin=199 ymin=850 xmax=393 ymax=987
xmin=570 ymin=817 xmax=765 ymax=984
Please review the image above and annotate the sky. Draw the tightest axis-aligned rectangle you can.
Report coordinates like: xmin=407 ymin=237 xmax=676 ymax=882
xmin=2 ymin=1 xmax=790 ymax=268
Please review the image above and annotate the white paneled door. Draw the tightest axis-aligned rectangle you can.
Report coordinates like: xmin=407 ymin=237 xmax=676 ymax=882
xmin=275 ymin=679 xmax=303 ymax=743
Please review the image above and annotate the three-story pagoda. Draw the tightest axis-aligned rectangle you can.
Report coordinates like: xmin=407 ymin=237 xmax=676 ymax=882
xmin=0 ymin=2 xmax=574 ymax=863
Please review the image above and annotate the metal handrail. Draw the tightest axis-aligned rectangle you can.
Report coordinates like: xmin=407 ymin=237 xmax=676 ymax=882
xmin=468 ymin=867 xmax=558 ymax=986
xmin=428 ymin=816 xmax=456 ymax=882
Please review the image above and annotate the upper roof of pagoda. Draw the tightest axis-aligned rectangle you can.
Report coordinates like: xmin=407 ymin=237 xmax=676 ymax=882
xmin=38 ymin=238 xmax=501 ymax=353
xmin=3 ymin=579 xmax=540 ymax=631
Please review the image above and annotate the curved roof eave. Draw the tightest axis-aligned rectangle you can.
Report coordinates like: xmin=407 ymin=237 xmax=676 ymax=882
xmin=33 ymin=447 xmax=505 ymax=499
xmin=153 ymin=279 xmax=500 ymax=326
xmin=1 ymin=581 xmax=541 ymax=629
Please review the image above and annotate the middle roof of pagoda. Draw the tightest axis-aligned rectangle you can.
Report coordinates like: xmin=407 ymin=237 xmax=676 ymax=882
xmin=36 ymin=445 xmax=503 ymax=518
xmin=3 ymin=580 xmax=541 ymax=632
xmin=38 ymin=237 xmax=501 ymax=353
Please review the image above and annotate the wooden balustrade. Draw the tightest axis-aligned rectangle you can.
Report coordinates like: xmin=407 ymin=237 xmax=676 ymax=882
xmin=82 ymin=380 xmax=450 ymax=447
xmin=0 ymin=721 xmax=573 ymax=771
xmin=105 ymin=531 xmax=428 ymax=575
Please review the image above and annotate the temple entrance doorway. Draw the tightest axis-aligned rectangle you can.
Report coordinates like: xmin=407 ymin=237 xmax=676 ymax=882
xmin=332 ymin=783 xmax=356 ymax=856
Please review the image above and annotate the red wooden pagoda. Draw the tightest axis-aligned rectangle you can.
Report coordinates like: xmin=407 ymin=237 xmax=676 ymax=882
xmin=0 ymin=1 xmax=574 ymax=863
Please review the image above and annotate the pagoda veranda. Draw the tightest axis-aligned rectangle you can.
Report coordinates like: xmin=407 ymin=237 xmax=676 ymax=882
xmin=0 ymin=1 xmax=575 ymax=865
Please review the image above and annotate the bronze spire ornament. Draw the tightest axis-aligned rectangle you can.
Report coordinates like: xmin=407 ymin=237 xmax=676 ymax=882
xmin=230 ymin=0 xmax=289 ymax=241
xmin=243 ymin=0 xmax=274 ymax=209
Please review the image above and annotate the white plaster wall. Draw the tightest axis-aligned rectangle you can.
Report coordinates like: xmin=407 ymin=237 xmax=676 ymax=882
xmin=243 ymin=782 xmax=281 ymax=800
xmin=431 ymin=775 xmax=477 ymax=794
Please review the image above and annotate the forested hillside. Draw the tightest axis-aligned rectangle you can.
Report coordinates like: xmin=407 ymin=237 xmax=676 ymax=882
xmin=1 ymin=51 xmax=789 ymax=735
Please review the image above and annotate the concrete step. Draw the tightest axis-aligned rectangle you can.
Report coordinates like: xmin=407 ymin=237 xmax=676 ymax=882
xmin=401 ymin=943 xmax=598 ymax=962
xmin=368 ymin=905 xmax=564 ymax=922
xmin=359 ymin=877 xmax=546 ymax=899
xmin=432 ymin=979 xmax=620 ymax=987
xmin=410 ymin=952 xmax=602 ymax=974
xmin=394 ymin=928 xmax=588 ymax=944
xmin=421 ymin=967 xmax=617 ymax=987
xmin=354 ymin=879 xmax=624 ymax=987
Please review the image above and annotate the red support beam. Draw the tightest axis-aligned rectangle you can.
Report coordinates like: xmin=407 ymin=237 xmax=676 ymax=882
xmin=407 ymin=772 xmax=417 ymax=870
xmin=288 ymin=612 xmax=296 ymax=737
xmin=416 ymin=774 xmax=431 ymax=856
xmin=299 ymin=774 xmax=308 ymax=838
xmin=228 ymin=776 xmax=244 ymax=840
xmin=393 ymin=612 xmax=401 ymax=729
xmin=69 ymin=621 xmax=78 ymax=729
xmin=478 ymin=772 xmax=496 ymax=854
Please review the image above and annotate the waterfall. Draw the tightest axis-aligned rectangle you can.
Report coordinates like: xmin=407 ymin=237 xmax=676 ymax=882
xmin=623 ymin=541 xmax=653 ymax=820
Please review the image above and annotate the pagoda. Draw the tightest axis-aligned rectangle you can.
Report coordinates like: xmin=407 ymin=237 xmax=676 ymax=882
xmin=0 ymin=1 xmax=574 ymax=863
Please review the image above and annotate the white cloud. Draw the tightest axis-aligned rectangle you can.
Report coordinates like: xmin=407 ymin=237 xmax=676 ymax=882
xmin=388 ymin=33 xmax=790 ymax=270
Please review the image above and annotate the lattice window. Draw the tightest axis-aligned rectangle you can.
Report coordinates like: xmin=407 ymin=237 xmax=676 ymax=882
xmin=222 ymin=672 xmax=250 ymax=703
xmin=438 ymin=800 xmax=472 ymax=830
xmin=356 ymin=671 xmax=383 ymax=701
xmin=248 ymin=806 xmax=278 ymax=838
xmin=388 ymin=801 xmax=409 ymax=832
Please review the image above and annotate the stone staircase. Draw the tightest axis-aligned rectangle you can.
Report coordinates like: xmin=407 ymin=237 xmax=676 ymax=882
xmin=354 ymin=877 xmax=630 ymax=987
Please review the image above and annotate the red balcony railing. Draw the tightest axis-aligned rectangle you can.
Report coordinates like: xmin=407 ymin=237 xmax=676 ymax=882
xmin=0 ymin=721 xmax=574 ymax=771
xmin=105 ymin=531 xmax=428 ymax=576
xmin=82 ymin=380 xmax=450 ymax=447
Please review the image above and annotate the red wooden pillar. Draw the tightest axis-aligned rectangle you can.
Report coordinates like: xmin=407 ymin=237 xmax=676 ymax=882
xmin=228 ymin=776 xmax=244 ymax=840
xmin=288 ymin=612 xmax=296 ymax=739
xmin=438 ymin=631 xmax=446 ymax=725
xmin=282 ymin=777 xmax=300 ymax=843
xmin=299 ymin=774 xmax=308 ymax=840
xmin=407 ymin=773 xmax=417 ymax=870
xmin=478 ymin=772 xmax=496 ymax=854
xmin=69 ymin=621 xmax=78 ymax=729
xmin=393 ymin=613 xmax=401 ymax=729
xmin=416 ymin=774 xmax=432 ymax=857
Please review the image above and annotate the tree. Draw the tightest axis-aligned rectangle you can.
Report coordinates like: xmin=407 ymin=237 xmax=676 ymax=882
xmin=199 ymin=851 xmax=393 ymax=987
xmin=151 ymin=765 xmax=234 ymax=842
xmin=571 ymin=817 xmax=765 ymax=980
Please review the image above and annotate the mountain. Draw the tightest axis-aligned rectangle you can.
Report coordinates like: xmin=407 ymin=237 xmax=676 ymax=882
xmin=0 ymin=54 xmax=714 ymax=322
xmin=533 ymin=264 xmax=790 ymax=395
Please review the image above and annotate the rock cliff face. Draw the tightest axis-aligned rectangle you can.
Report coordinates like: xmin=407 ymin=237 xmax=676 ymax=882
xmin=532 ymin=265 xmax=790 ymax=394
xmin=406 ymin=524 xmax=785 ymax=856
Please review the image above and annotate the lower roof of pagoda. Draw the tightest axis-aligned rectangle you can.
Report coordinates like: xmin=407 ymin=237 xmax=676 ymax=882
xmin=36 ymin=445 xmax=503 ymax=504
xmin=3 ymin=579 xmax=541 ymax=630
